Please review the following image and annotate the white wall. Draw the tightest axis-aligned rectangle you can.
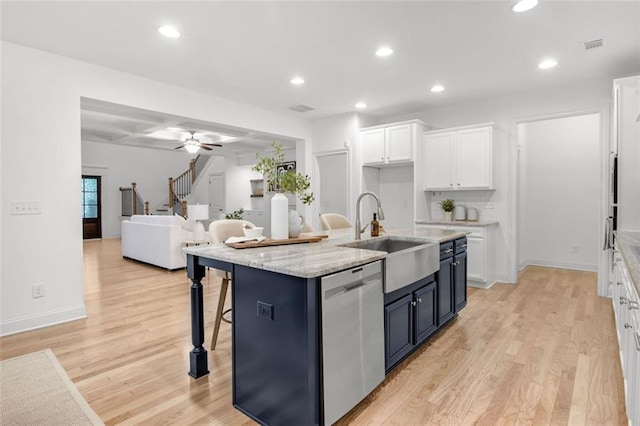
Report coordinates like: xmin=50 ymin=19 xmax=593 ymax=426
xmin=309 ymin=113 xmax=374 ymax=230
xmin=518 ymin=114 xmax=600 ymax=271
xmin=0 ymin=42 xmax=310 ymax=336
xmin=378 ymin=166 xmax=414 ymax=228
xmin=384 ymin=76 xmax=613 ymax=283
xmin=81 ymin=141 xmax=194 ymax=238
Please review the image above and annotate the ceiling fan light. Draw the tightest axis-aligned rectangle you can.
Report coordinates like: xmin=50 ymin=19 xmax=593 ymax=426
xmin=184 ymin=144 xmax=200 ymax=154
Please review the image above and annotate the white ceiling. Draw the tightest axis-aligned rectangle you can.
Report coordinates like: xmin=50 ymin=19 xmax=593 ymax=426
xmin=2 ymin=1 xmax=640 ymax=129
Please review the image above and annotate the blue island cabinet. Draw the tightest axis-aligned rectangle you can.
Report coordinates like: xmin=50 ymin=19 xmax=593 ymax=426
xmin=383 ymin=237 xmax=467 ymax=372
xmin=232 ymin=265 xmax=322 ymax=426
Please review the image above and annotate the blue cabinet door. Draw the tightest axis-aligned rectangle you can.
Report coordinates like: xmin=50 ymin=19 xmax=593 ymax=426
xmin=454 ymin=251 xmax=468 ymax=312
xmin=437 ymin=256 xmax=455 ymax=325
xmin=415 ymin=281 xmax=437 ymax=344
xmin=385 ymin=294 xmax=414 ymax=369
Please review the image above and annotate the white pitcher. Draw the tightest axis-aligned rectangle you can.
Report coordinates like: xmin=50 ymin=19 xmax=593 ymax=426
xmin=288 ymin=210 xmax=303 ymax=238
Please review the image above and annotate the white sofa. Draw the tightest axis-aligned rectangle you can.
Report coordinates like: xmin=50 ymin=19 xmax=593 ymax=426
xmin=121 ymin=215 xmax=200 ymax=270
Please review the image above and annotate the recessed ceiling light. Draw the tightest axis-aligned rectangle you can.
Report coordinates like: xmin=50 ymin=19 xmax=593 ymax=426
xmin=290 ymin=77 xmax=305 ymax=85
xmin=538 ymin=58 xmax=558 ymax=69
xmin=512 ymin=0 xmax=538 ymax=12
xmin=355 ymin=102 xmax=367 ymax=109
xmin=431 ymin=85 xmax=445 ymax=93
xmin=158 ymin=25 xmax=180 ymax=39
xmin=375 ymin=47 xmax=394 ymax=57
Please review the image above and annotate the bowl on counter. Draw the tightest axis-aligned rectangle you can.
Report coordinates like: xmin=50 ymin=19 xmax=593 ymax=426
xmin=243 ymin=227 xmax=264 ymax=238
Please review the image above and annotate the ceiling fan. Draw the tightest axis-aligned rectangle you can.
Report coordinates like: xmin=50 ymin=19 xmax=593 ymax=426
xmin=174 ymin=131 xmax=222 ymax=153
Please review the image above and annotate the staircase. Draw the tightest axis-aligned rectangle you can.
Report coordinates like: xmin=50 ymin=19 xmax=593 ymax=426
xmin=120 ymin=155 xmax=208 ymax=217
xmin=160 ymin=155 xmax=209 ymax=215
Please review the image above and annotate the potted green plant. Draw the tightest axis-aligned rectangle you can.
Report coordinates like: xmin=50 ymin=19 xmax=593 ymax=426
xmin=253 ymin=142 xmax=314 ymax=239
xmin=439 ymin=198 xmax=455 ymax=222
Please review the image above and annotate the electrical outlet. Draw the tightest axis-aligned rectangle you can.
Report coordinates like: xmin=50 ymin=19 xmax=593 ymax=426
xmin=257 ymin=301 xmax=273 ymax=320
xmin=32 ymin=283 xmax=45 ymax=298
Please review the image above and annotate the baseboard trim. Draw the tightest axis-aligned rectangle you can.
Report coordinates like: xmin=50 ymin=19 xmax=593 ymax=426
xmin=0 ymin=305 xmax=87 ymax=337
xmin=469 ymin=279 xmax=497 ymax=290
xmin=522 ymin=259 xmax=597 ymax=272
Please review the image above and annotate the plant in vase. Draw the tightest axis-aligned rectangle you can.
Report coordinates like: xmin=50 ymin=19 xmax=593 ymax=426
xmin=253 ymin=142 xmax=314 ymax=239
xmin=439 ymin=198 xmax=455 ymax=222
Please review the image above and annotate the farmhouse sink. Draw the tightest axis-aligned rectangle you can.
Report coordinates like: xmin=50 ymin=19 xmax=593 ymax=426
xmin=339 ymin=236 xmax=439 ymax=293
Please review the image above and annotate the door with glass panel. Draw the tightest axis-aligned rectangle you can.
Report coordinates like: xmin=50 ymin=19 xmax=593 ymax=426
xmin=82 ymin=175 xmax=102 ymax=239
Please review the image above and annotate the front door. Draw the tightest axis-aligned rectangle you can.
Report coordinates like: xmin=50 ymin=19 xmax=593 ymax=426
xmin=82 ymin=175 xmax=102 ymax=239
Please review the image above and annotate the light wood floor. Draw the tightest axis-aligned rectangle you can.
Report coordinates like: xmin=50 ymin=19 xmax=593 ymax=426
xmin=0 ymin=239 xmax=627 ymax=425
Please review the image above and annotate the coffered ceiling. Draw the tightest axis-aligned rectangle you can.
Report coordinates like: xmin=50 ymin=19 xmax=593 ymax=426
xmin=80 ymin=99 xmax=297 ymax=156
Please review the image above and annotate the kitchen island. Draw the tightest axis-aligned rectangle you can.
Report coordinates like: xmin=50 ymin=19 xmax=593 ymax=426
xmin=183 ymin=227 xmax=468 ymax=425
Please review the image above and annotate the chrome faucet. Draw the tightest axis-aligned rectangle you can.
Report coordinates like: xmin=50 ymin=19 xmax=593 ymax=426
xmin=355 ymin=191 xmax=385 ymax=240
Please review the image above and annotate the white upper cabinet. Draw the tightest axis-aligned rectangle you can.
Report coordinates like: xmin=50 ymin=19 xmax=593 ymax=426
xmin=424 ymin=124 xmax=494 ymax=190
xmin=360 ymin=121 xmax=423 ymax=166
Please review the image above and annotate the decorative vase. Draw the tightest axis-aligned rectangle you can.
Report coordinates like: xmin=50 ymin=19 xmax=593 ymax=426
xmin=288 ymin=210 xmax=303 ymax=238
xmin=443 ymin=211 xmax=453 ymax=221
xmin=271 ymin=192 xmax=289 ymax=240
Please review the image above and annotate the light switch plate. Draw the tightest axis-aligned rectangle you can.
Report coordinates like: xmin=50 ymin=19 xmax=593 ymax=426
xmin=11 ymin=201 xmax=42 ymax=215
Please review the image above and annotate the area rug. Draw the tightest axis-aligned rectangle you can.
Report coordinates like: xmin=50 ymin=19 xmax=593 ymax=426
xmin=0 ymin=348 xmax=103 ymax=425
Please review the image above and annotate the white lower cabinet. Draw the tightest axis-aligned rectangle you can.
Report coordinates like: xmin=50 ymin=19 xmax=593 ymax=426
xmin=419 ymin=224 xmax=495 ymax=288
xmin=243 ymin=210 xmax=264 ymax=228
xmin=612 ymin=251 xmax=640 ymax=425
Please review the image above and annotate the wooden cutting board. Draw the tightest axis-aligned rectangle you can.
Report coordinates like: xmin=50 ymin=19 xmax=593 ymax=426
xmin=226 ymin=235 xmax=328 ymax=249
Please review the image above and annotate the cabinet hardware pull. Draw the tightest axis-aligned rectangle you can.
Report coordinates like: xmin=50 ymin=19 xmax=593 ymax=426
xmin=411 ymin=301 xmax=417 ymax=307
xmin=351 ymin=267 xmax=363 ymax=273
xmin=628 ymin=300 xmax=639 ymax=310
xmin=620 ymin=297 xmax=628 ymax=305
xmin=617 ymin=281 xmax=623 ymax=286
xmin=444 ymin=249 xmax=453 ymax=254
xmin=460 ymin=244 xmax=467 ymax=249
xmin=625 ymin=323 xmax=632 ymax=329
xmin=635 ymin=332 xmax=640 ymax=351
xmin=417 ymin=298 xmax=422 ymax=303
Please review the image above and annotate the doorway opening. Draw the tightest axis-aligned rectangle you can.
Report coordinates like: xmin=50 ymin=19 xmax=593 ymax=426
xmin=82 ymin=175 xmax=102 ymax=239
xmin=516 ymin=112 xmax=601 ymax=275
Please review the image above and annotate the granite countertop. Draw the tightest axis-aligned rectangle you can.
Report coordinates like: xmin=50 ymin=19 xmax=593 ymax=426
xmin=415 ymin=219 xmax=499 ymax=227
xmin=183 ymin=227 xmax=469 ymax=278
xmin=615 ymin=231 xmax=640 ymax=297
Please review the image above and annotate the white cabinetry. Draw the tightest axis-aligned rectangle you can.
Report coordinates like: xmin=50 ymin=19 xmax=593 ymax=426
xmin=424 ymin=124 xmax=493 ymax=190
xmin=361 ymin=120 xmax=423 ymax=166
xmin=243 ymin=210 xmax=264 ymax=228
xmin=418 ymin=224 xmax=496 ymax=288
xmin=612 ymin=251 xmax=640 ymax=425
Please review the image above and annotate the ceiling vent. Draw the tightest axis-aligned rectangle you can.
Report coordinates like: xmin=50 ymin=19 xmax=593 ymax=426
xmin=288 ymin=104 xmax=315 ymax=113
xmin=584 ymin=39 xmax=604 ymax=50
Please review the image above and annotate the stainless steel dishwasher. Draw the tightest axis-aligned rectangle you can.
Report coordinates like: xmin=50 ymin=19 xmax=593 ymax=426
xmin=321 ymin=260 xmax=385 ymax=425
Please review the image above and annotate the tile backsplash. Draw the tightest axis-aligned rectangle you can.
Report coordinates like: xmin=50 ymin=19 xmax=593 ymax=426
xmin=429 ymin=191 xmax=497 ymax=221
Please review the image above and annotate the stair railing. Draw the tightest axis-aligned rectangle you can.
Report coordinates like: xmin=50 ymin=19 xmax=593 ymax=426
xmin=119 ymin=182 xmax=148 ymax=216
xmin=168 ymin=156 xmax=202 ymax=215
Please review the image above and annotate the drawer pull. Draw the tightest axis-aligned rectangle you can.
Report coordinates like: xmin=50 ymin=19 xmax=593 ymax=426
xmin=459 ymin=244 xmax=467 ymax=249
xmin=411 ymin=301 xmax=417 ymax=307
xmin=444 ymin=249 xmax=453 ymax=254
xmin=636 ymin=332 xmax=640 ymax=351
xmin=628 ymin=300 xmax=639 ymax=310
xmin=625 ymin=323 xmax=632 ymax=329
xmin=617 ymin=281 xmax=623 ymax=286
xmin=620 ymin=297 xmax=628 ymax=305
